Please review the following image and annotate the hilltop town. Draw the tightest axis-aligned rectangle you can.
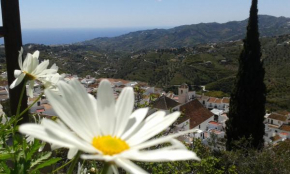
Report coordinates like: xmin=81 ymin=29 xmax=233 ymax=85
xmin=1 ymin=73 xmax=289 ymax=149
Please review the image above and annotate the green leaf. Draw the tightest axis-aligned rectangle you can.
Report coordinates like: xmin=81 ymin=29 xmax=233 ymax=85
xmin=30 ymin=152 xmax=51 ymax=169
xmin=26 ymin=140 xmax=42 ymax=160
xmin=0 ymin=153 xmax=12 ymax=160
xmin=30 ymin=157 xmax=61 ymax=173
xmin=0 ymin=161 xmax=11 ymax=174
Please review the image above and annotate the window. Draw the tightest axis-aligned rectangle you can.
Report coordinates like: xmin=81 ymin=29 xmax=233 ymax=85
xmin=181 ymin=90 xmax=183 ymax=94
xmin=214 ymin=115 xmax=218 ymax=121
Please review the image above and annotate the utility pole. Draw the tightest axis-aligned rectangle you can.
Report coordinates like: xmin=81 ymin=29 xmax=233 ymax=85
xmin=1 ymin=0 xmax=28 ymax=123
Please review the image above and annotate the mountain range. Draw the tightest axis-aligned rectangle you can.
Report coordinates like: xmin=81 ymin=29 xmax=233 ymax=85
xmin=80 ymin=15 xmax=290 ymax=51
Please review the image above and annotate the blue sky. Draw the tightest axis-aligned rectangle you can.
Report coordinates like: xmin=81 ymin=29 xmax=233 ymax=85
xmin=2 ymin=0 xmax=290 ymax=29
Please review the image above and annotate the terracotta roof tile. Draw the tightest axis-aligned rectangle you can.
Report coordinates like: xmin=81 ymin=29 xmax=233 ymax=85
xmin=208 ymin=97 xmax=217 ymax=103
xmin=271 ymin=135 xmax=282 ymax=141
xmin=213 ymin=98 xmax=222 ymax=103
xmin=222 ymin=97 xmax=230 ymax=103
xmin=152 ymin=95 xmax=180 ymax=110
xmin=279 ymin=132 xmax=288 ymax=136
xmin=276 ymin=110 xmax=290 ymax=116
xmin=268 ymin=113 xmax=287 ymax=121
xmin=280 ymin=125 xmax=290 ymax=132
xmin=179 ymin=99 xmax=213 ymax=129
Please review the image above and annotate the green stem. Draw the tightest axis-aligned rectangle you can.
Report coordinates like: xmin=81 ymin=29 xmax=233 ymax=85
xmin=11 ymin=80 xmax=27 ymax=162
xmin=16 ymin=79 xmax=27 ymax=118
xmin=67 ymin=151 xmax=81 ymax=174
xmin=52 ymin=158 xmax=74 ymax=174
xmin=101 ymin=163 xmax=111 ymax=174
xmin=18 ymin=92 xmax=44 ymax=118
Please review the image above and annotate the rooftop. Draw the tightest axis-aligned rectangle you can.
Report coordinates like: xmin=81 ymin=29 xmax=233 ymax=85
xmin=179 ymin=99 xmax=214 ymax=129
xmin=280 ymin=124 xmax=290 ymax=132
xmin=151 ymin=95 xmax=180 ymax=110
xmin=222 ymin=97 xmax=230 ymax=104
xmin=271 ymin=135 xmax=282 ymax=142
xmin=268 ymin=113 xmax=288 ymax=122
xmin=208 ymin=97 xmax=217 ymax=103
xmin=213 ymin=98 xmax=222 ymax=104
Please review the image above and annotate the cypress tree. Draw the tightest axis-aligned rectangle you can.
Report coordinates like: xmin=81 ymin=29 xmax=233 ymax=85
xmin=226 ymin=0 xmax=266 ymax=150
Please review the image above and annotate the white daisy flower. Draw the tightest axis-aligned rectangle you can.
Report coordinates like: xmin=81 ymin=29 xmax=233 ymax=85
xmin=42 ymin=73 xmax=64 ymax=92
xmin=10 ymin=48 xmax=58 ymax=98
xmin=26 ymin=115 xmax=78 ymax=158
xmin=19 ymin=79 xmax=199 ymax=174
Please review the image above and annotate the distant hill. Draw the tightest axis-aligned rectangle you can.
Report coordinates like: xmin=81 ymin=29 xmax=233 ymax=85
xmin=111 ymin=34 xmax=290 ymax=111
xmin=80 ymin=15 xmax=290 ymax=51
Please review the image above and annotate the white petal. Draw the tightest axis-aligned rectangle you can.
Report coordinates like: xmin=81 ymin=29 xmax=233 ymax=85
xmin=121 ymin=108 xmax=148 ymax=140
xmin=107 ymin=166 xmax=114 ymax=174
xmin=18 ymin=48 xmax=23 ymax=70
xmin=114 ymin=159 xmax=149 ymax=174
xmin=114 ymin=87 xmax=134 ymax=137
xmin=45 ymin=80 xmax=97 ymax=142
xmin=23 ymin=53 xmax=33 ymax=72
xmin=50 ymin=63 xmax=58 ymax=71
xmin=122 ymin=149 xmax=200 ymax=162
xmin=41 ymin=119 xmax=99 ymax=153
xmin=32 ymin=60 xmax=49 ymax=75
xmin=28 ymin=80 xmax=35 ymax=98
xmin=38 ymin=144 xmax=45 ymax=152
xmin=10 ymin=73 xmax=25 ymax=89
xmin=97 ymin=80 xmax=116 ymax=135
xmin=127 ymin=111 xmax=179 ymax=146
xmin=81 ymin=154 xmax=116 ymax=162
xmin=67 ymin=148 xmax=78 ymax=159
xmin=30 ymin=56 xmax=39 ymax=73
xmin=33 ymin=50 xmax=40 ymax=59
xmin=14 ymin=70 xmax=22 ymax=78
xmin=131 ymin=129 xmax=199 ymax=150
xmin=88 ymin=94 xmax=100 ymax=136
xmin=19 ymin=124 xmax=75 ymax=149
xmin=69 ymin=80 xmax=100 ymax=135
xmin=37 ymin=69 xmax=57 ymax=77
xmin=51 ymin=144 xmax=61 ymax=150
xmin=165 ymin=139 xmax=188 ymax=150
xmin=111 ymin=165 xmax=119 ymax=174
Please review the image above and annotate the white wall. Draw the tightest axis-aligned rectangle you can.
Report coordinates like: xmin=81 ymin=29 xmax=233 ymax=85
xmin=193 ymin=116 xmax=214 ymax=131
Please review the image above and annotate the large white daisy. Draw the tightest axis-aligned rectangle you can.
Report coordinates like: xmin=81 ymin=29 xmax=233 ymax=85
xmin=19 ymin=79 xmax=199 ymax=173
xmin=10 ymin=48 xmax=58 ymax=98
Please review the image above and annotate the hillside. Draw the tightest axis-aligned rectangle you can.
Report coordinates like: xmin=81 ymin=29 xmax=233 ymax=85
xmin=81 ymin=15 xmax=290 ymax=51
xmin=111 ymin=34 xmax=290 ymax=111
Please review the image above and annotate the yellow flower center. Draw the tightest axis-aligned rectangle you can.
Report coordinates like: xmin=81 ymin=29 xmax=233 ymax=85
xmin=92 ymin=135 xmax=130 ymax=156
xmin=23 ymin=71 xmax=36 ymax=80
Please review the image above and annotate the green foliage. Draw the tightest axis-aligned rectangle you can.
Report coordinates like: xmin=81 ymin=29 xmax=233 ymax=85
xmin=134 ymin=139 xmax=237 ymax=174
xmin=204 ymin=91 xmax=229 ymax=98
xmin=0 ymin=115 xmax=60 ymax=173
xmin=206 ymin=76 xmax=236 ymax=94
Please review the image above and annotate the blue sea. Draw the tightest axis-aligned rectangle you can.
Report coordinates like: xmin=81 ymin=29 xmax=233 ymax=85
xmin=0 ymin=28 xmax=149 ymax=45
